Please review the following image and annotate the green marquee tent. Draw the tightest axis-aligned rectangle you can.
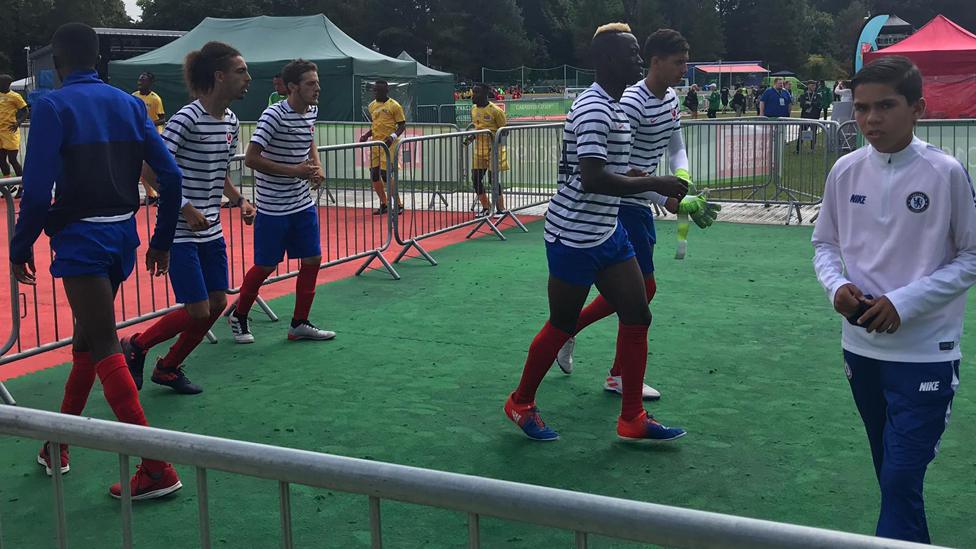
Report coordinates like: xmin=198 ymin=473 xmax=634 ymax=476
xmin=110 ymin=14 xmax=450 ymax=121
xmin=396 ymin=51 xmax=455 ymax=110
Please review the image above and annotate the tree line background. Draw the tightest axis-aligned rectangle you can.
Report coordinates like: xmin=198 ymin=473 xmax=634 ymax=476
xmin=2 ymin=0 xmax=974 ymax=81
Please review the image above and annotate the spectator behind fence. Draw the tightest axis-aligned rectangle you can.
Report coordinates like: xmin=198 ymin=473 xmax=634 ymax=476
xmin=797 ymin=81 xmax=821 ymax=152
xmin=834 ymin=79 xmax=852 ymax=102
xmin=707 ymin=85 xmax=721 ymax=118
xmin=759 ymin=78 xmax=791 ymax=118
xmin=730 ymin=87 xmax=746 ymax=117
xmin=683 ymin=84 xmax=699 ymax=119
xmin=817 ymin=79 xmax=832 ymax=119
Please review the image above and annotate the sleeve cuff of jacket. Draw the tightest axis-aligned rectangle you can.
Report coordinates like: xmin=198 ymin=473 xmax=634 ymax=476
xmin=9 ymin=249 xmax=32 ymax=265
xmin=827 ymin=279 xmax=852 ymax=307
xmin=884 ymin=287 xmax=916 ymax=324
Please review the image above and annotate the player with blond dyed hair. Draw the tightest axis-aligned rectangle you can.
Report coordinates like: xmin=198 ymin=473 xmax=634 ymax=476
xmin=503 ymin=22 xmax=689 ymax=443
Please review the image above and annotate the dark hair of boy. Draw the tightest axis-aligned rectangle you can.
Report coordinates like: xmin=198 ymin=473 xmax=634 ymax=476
xmin=852 ymin=56 xmax=923 ymax=104
xmin=52 ymin=22 xmax=99 ymax=71
xmin=184 ymin=42 xmax=242 ymax=96
xmin=281 ymin=59 xmax=318 ymax=87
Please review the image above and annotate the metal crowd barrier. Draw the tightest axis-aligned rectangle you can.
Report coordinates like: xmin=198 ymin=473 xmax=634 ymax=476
xmin=0 ymin=406 xmax=941 ymax=549
xmin=0 ymin=142 xmax=399 ymax=394
xmin=835 ymin=119 xmax=976 ymax=171
xmin=836 ymin=119 xmax=861 ymax=155
xmin=415 ymin=104 xmax=439 ymax=123
xmin=238 ymin=121 xmax=457 ymax=151
xmin=0 ymin=120 xmax=460 ymax=382
xmin=473 ymin=122 xmax=562 ymax=234
xmin=661 ymin=119 xmax=837 ymax=224
xmin=914 ymin=119 xmax=976 ymax=171
xmin=391 ymin=129 xmax=508 ymax=266
xmin=1 ymin=179 xmax=22 ymax=405
xmin=14 ymin=122 xmax=29 ymax=167
xmin=412 ymin=104 xmax=465 ymax=126
xmin=834 ymin=119 xmax=976 ymax=172
xmin=0 ymin=177 xmax=199 ymax=376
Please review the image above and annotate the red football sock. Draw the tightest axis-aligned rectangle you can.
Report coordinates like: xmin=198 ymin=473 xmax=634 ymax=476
xmin=609 ymin=277 xmax=657 ymax=377
xmin=97 ymin=354 xmax=147 ymax=426
xmin=60 ymin=351 xmax=96 ymax=416
xmin=617 ymin=323 xmax=649 ymax=421
xmin=157 ymin=309 xmax=222 ymax=371
xmin=135 ymin=308 xmax=191 ymax=350
xmin=236 ymin=266 xmax=272 ymax=317
xmin=97 ymin=354 xmax=167 ymax=472
xmin=98 ymin=354 xmax=168 ymax=470
xmin=513 ymin=322 xmax=573 ymax=404
xmin=293 ymin=263 xmax=320 ymax=322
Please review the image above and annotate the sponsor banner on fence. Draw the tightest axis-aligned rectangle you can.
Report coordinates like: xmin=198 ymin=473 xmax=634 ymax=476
xmin=717 ymin=124 xmax=772 ymax=179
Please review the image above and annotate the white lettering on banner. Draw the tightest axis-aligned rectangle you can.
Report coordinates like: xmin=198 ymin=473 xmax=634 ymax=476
xmin=718 ymin=124 xmax=772 ymax=179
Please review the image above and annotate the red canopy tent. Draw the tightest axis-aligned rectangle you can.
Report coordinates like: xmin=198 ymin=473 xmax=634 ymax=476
xmin=694 ymin=64 xmax=768 ymax=74
xmin=863 ymin=15 xmax=976 ymax=118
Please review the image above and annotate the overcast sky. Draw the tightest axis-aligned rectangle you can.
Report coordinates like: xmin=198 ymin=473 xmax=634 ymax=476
xmin=124 ymin=0 xmax=140 ymax=20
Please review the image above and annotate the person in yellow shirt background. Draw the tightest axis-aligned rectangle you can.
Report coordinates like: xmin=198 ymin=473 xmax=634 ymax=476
xmin=359 ymin=80 xmax=405 ymax=215
xmin=133 ymin=71 xmax=165 ymax=205
xmin=0 ymin=74 xmax=29 ymax=196
xmin=463 ymin=83 xmax=509 ymax=218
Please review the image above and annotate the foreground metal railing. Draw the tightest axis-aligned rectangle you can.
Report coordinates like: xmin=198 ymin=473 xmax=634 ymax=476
xmin=0 ymin=406 xmax=940 ymax=549
xmin=0 ymin=179 xmax=21 ymax=405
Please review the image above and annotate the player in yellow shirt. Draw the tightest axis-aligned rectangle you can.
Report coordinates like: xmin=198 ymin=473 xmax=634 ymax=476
xmin=0 ymin=74 xmax=29 ymax=195
xmin=133 ymin=72 xmax=165 ymax=204
xmin=463 ymin=83 xmax=509 ymax=217
xmin=359 ymin=80 xmax=405 ymax=215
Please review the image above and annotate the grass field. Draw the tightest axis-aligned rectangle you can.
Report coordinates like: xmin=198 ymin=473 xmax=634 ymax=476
xmin=1 ymin=219 xmax=975 ymax=548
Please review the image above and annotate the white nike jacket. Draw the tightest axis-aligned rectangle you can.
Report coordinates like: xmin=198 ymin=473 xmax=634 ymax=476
xmin=812 ymin=136 xmax=976 ymax=362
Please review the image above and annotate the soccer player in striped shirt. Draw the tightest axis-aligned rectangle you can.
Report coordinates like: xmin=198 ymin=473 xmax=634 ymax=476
xmin=504 ymin=23 xmax=689 ymax=442
xmin=555 ymin=29 xmax=718 ymax=401
xmin=228 ymin=59 xmax=335 ymax=343
xmin=121 ymin=42 xmax=255 ymax=395
xmin=10 ymin=23 xmax=183 ymax=499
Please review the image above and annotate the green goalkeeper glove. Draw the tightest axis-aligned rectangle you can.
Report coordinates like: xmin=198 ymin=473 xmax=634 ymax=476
xmin=678 ymin=194 xmax=722 ymax=229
